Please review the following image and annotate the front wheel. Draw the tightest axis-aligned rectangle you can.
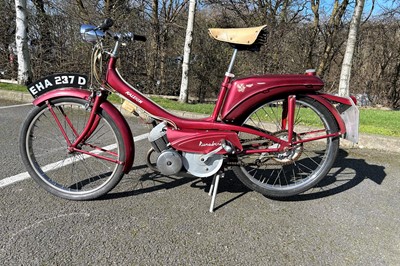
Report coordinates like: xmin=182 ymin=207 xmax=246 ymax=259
xmin=232 ymin=96 xmax=340 ymax=198
xmin=19 ymin=97 xmax=126 ymax=200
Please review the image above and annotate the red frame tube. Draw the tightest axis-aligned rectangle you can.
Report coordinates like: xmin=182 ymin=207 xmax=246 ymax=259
xmin=69 ymin=147 xmax=123 ymax=165
xmin=47 ymin=101 xmax=73 ymax=146
xmin=287 ymin=95 xmax=296 ymax=143
xmin=211 ymin=76 xmax=231 ymax=121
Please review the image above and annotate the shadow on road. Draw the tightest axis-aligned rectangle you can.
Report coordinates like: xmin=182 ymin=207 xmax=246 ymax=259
xmin=101 ymin=149 xmax=386 ymax=206
xmin=99 ymin=164 xmax=198 ymax=200
xmin=277 ymin=149 xmax=386 ymax=201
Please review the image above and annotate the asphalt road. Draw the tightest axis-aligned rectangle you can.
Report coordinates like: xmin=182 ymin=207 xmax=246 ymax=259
xmin=1 ymin=98 xmax=399 ymax=265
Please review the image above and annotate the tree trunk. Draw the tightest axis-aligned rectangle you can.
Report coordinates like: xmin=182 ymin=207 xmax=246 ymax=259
xmin=316 ymin=0 xmax=349 ymax=77
xmin=32 ymin=0 xmax=53 ymax=63
xmin=15 ymin=0 xmax=31 ymax=85
xmin=179 ymin=0 xmax=196 ymax=103
xmin=148 ymin=0 xmax=160 ymax=92
xmin=338 ymin=0 xmax=365 ymax=97
xmin=75 ymin=0 xmax=89 ymax=23
xmin=308 ymin=0 xmax=320 ymax=69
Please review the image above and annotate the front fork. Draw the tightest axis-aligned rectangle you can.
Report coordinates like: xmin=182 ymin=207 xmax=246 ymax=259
xmin=46 ymin=90 xmax=122 ymax=164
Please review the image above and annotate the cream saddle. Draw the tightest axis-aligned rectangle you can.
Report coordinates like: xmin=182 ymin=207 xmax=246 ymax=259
xmin=208 ymin=25 xmax=267 ymax=46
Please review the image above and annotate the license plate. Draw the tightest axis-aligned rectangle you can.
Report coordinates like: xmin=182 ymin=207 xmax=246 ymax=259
xmin=27 ymin=73 xmax=88 ymax=98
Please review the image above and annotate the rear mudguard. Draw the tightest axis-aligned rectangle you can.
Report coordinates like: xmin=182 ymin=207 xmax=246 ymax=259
xmin=220 ymin=74 xmax=353 ymax=136
xmin=311 ymin=93 xmax=359 ymax=142
xmin=306 ymin=94 xmax=348 ymax=134
xmin=32 ymin=88 xmax=135 ymax=174
xmin=221 ymin=74 xmax=325 ymax=122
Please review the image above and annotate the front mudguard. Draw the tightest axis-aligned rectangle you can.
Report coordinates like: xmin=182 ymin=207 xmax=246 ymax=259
xmin=32 ymin=88 xmax=135 ymax=174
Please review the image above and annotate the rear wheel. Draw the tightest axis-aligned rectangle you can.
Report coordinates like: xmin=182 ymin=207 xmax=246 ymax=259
xmin=232 ymin=96 xmax=339 ymax=197
xmin=19 ymin=97 xmax=125 ymax=200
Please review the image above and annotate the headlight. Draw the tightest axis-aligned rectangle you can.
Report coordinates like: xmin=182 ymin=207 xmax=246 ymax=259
xmin=80 ymin=24 xmax=105 ymax=43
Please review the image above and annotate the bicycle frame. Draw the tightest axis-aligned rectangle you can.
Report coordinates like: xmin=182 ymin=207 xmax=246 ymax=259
xmin=33 ymin=46 xmax=353 ymax=161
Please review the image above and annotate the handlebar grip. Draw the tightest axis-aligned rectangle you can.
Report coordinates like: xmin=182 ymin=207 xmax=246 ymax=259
xmin=133 ymin=34 xmax=147 ymax=42
xmin=98 ymin=18 xmax=114 ymax=31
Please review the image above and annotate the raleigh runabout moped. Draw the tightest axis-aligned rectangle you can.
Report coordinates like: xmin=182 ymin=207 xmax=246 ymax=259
xmin=20 ymin=19 xmax=359 ymax=209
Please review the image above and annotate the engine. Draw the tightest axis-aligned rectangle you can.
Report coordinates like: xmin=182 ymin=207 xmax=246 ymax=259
xmin=148 ymin=122 xmax=182 ymax=175
xmin=147 ymin=122 xmax=224 ymax=177
xmin=148 ymin=122 xmax=169 ymax=153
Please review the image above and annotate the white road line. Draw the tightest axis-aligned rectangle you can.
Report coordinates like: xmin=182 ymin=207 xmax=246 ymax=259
xmin=0 ymin=132 xmax=149 ymax=188
xmin=0 ymin=103 xmax=32 ymax=110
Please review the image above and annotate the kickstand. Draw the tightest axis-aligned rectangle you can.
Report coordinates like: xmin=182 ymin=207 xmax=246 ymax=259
xmin=208 ymin=170 xmax=224 ymax=213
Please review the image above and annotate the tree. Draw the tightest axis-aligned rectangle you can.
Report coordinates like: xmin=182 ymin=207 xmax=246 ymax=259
xmin=179 ymin=0 xmax=196 ymax=103
xmin=338 ymin=0 xmax=365 ymax=97
xmin=0 ymin=1 xmax=16 ymax=79
xmin=313 ymin=0 xmax=350 ymax=78
xmin=148 ymin=0 xmax=160 ymax=89
xmin=15 ymin=0 xmax=31 ymax=85
xmin=75 ymin=0 xmax=90 ymax=23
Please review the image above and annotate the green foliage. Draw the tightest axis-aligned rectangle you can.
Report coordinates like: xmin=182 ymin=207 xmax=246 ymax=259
xmin=359 ymin=109 xmax=400 ymax=137
xmin=0 ymin=83 xmax=26 ymax=92
xmin=149 ymin=96 xmax=214 ymax=115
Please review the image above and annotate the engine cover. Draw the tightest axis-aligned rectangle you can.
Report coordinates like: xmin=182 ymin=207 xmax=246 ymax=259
xmin=156 ymin=149 xmax=183 ymax=175
xmin=182 ymin=152 xmax=224 ymax=178
xmin=148 ymin=122 xmax=168 ymax=152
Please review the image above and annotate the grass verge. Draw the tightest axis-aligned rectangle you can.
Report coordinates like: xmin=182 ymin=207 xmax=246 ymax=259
xmin=0 ymin=82 xmax=26 ymax=92
xmin=1 ymin=82 xmax=399 ymax=137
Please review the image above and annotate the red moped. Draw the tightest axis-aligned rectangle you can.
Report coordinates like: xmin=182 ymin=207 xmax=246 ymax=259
xmin=20 ymin=19 xmax=359 ymax=205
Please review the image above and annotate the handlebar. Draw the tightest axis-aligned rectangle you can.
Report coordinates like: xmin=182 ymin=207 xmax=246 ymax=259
xmin=132 ymin=34 xmax=147 ymax=42
xmin=116 ymin=32 xmax=147 ymax=43
xmin=80 ymin=18 xmax=146 ymax=44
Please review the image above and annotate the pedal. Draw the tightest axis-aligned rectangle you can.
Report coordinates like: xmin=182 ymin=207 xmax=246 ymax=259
xmin=122 ymin=100 xmax=154 ymax=124
xmin=122 ymin=100 xmax=137 ymax=113
xmin=221 ymin=139 xmax=235 ymax=154
xmin=200 ymin=139 xmax=235 ymax=162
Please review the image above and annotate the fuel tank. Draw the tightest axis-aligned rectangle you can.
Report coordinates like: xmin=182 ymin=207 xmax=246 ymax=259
xmin=221 ymin=74 xmax=324 ymax=122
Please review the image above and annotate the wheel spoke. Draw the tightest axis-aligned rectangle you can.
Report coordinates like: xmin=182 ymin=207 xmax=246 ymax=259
xmin=233 ymin=97 xmax=339 ymax=197
xmin=21 ymin=98 xmax=125 ymax=200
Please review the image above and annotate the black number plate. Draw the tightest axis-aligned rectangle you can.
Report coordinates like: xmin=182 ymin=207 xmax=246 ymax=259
xmin=27 ymin=73 xmax=88 ymax=98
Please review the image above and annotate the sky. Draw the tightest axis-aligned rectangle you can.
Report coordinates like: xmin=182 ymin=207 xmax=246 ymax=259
xmin=367 ymin=0 xmax=399 ymax=15
xmin=312 ymin=0 xmax=399 ymax=21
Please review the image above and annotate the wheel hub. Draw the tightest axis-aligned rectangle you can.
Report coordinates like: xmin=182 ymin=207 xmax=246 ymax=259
xmin=271 ymin=131 xmax=303 ymax=165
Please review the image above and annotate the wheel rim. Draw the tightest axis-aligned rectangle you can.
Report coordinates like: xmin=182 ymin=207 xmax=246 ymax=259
xmin=238 ymin=98 xmax=336 ymax=192
xmin=25 ymin=101 xmax=122 ymax=196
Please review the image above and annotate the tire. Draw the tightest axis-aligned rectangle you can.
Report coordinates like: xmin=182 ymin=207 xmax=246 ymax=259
xmin=19 ymin=97 xmax=126 ymax=200
xmin=232 ymin=96 xmax=339 ymax=197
